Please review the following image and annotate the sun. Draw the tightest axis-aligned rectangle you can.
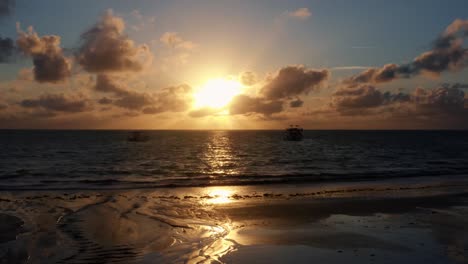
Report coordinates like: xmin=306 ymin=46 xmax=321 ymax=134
xmin=193 ymin=78 xmax=243 ymax=109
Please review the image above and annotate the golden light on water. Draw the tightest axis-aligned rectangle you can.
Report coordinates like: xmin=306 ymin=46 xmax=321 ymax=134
xmin=208 ymin=189 xmax=233 ymax=204
xmin=193 ymin=78 xmax=243 ymax=109
xmin=201 ymin=132 xmax=240 ymax=205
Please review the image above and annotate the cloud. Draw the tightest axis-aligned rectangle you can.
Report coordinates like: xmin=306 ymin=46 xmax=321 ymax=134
xmin=331 ymin=85 xmax=409 ymax=114
xmin=344 ymin=19 xmax=468 ymax=87
xmin=114 ymin=91 xmax=154 ymax=111
xmin=94 ymin=75 xmax=153 ymax=110
xmin=160 ymin=32 xmax=196 ymax=50
xmin=16 ymin=67 xmax=33 ymax=81
xmin=239 ymin=71 xmax=257 ymax=86
xmin=434 ymin=19 xmax=468 ymax=49
xmin=412 ymin=47 xmax=465 ymax=76
xmin=287 ymin=8 xmax=311 ymax=20
xmin=0 ymin=0 xmax=14 ymax=17
xmin=411 ymin=86 xmax=465 ymax=112
xmin=94 ymin=74 xmax=192 ymax=113
xmin=16 ymin=25 xmax=72 ymax=83
xmin=77 ymin=9 xmax=152 ymax=73
xmin=229 ymin=94 xmax=283 ymax=116
xmin=261 ymin=65 xmax=329 ymax=100
xmin=343 ymin=64 xmax=412 ymax=87
xmin=20 ymin=93 xmax=92 ymax=113
xmin=441 ymin=82 xmax=468 ymax=89
xmin=142 ymin=84 xmax=193 ymax=114
xmin=330 ymin=66 xmax=372 ymax=71
xmin=98 ymin=97 xmax=113 ymax=105
xmin=289 ymin=98 xmax=304 ymax=108
xmin=94 ymin=74 xmax=128 ymax=95
xmin=188 ymin=66 xmax=328 ymax=118
xmin=129 ymin=9 xmax=156 ymax=32
xmin=326 ymin=84 xmax=466 ymax=122
xmin=188 ymin=107 xmax=221 ymax=118
xmin=0 ymin=36 xmax=14 ymax=62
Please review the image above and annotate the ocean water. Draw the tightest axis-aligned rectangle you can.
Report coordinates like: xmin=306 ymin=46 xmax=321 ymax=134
xmin=0 ymin=130 xmax=467 ymax=190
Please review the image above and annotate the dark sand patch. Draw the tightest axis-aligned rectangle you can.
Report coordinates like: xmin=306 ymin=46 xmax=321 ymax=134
xmin=0 ymin=213 xmax=23 ymax=243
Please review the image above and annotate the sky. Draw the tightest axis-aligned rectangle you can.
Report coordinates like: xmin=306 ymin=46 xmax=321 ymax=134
xmin=0 ymin=0 xmax=467 ymax=129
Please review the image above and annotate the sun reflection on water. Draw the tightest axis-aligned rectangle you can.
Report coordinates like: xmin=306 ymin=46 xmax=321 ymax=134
xmin=208 ymin=189 xmax=233 ymax=204
xmin=201 ymin=131 xmax=241 ymax=178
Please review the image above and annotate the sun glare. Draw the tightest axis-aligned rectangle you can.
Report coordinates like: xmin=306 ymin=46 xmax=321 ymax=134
xmin=193 ymin=78 xmax=243 ymax=109
xmin=208 ymin=189 xmax=233 ymax=204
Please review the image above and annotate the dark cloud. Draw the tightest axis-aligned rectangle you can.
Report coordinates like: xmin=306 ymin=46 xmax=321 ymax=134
xmin=94 ymin=74 xmax=128 ymax=95
xmin=114 ymin=91 xmax=154 ymax=111
xmin=332 ymin=85 xmax=409 ymax=113
xmin=328 ymin=84 xmax=466 ymax=121
xmin=261 ymin=66 xmax=329 ymax=100
xmin=289 ymin=98 xmax=304 ymax=108
xmin=0 ymin=37 xmax=14 ymax=62
xmin=410 ymin=19 xmax=468 ymax=76
xmin=94 ymin=74 xmax=192 ymax=113
xmin=0 ymin=0 xmax=14 ymax=17
xmin=20 ymin=93 xmax=92 ymax=113
xmin=442 ymin=82 xmax=468 ymax=89
xmin=144 ymin=84 xmax=192 ymax=114
xmin=344 ymin=19 xmax=468 ymax=87
xmin=240 ymin=71 xmax=257 ymax=86
xmin=98 ymin=97 xmax=113 ymax=105
xmin=344 ymin=63 xmax=414 ymax=87
xmin=141 ymin=106 xmax=160 ymax=114
xmin=229 ymin=94 xmax=283 ymax=116
xmin=94 ymin=74 xmax=151 ymax=111
xmin=433 ymin=19 xmax=468 ymax=49
xmin=332 ymin=85 xmax=384 ymax=112
xmin=413 ymin=45 xmax=466 ymax=75
xmin=77 ymin=10 xmax=152 ymax=73
xmin=411 ymin=86 xmax=465 ymax=112
xmin=16 ymin=26 xmax=71 ymax=83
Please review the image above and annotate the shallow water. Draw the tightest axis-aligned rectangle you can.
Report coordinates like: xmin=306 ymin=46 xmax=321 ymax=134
xmin=1 ymin=185 xmax=467 ymax=264
xmin=1 ymin=130 xmax=468 ymax=189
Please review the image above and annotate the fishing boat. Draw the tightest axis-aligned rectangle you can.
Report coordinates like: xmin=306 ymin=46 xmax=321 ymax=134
xmin=127 ymin=131 xmax=150 ymax=142
xmin=283 ymin=125 xmax=303 ymax=141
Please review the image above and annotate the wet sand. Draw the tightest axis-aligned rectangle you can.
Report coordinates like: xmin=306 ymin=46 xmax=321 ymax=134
xmin=0 ymin=179 xmax=467 ymax=263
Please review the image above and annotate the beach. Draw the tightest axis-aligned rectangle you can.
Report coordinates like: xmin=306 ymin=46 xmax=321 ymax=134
xmin=2 ymin=1 xmax=468 ymax=262
xmin=1 ymin=178 xmax=467 ymax=263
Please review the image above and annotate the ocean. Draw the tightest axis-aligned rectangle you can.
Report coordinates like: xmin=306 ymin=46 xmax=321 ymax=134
xmin=1 ymin=130 xmax=467 ymax=190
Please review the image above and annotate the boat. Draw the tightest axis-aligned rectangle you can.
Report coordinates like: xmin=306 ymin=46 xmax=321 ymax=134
xmin=283 ymin=125 xmax=303 ymax=141
xmin=127 ymin=131 xmax=150 ymax=142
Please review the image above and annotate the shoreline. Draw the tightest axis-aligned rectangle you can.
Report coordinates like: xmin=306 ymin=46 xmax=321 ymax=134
xmin=1 ymin=174 xmax=468 ymax=193
xmin=1 ymin=180 xmax=467 ymax=263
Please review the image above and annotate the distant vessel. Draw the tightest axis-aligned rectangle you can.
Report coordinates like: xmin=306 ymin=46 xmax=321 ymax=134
xmin=283 ymin=125 xmax=303 ymax=141
xmin=127 ymin=131 xmax=150 ymax=142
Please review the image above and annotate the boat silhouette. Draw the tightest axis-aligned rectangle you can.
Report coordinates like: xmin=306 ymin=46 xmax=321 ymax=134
xmin=283 ymin=125 xmax=303 ymax=141
xmin=127 ymin=131 xmax=150 ymax=142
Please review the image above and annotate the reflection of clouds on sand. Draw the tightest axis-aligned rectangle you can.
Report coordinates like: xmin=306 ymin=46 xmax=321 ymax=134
xmin=221 ymin=198 xmax=468 ymax=264
xmin=224 ymin=215 xmax=456 ymax=263
xmin=1 ymin=188 xmax=468 ymax=263
xmin=0 ymin=191 xmax=237 ymax=263
xmin=135 ymin=191 xmax=236 ymax=263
